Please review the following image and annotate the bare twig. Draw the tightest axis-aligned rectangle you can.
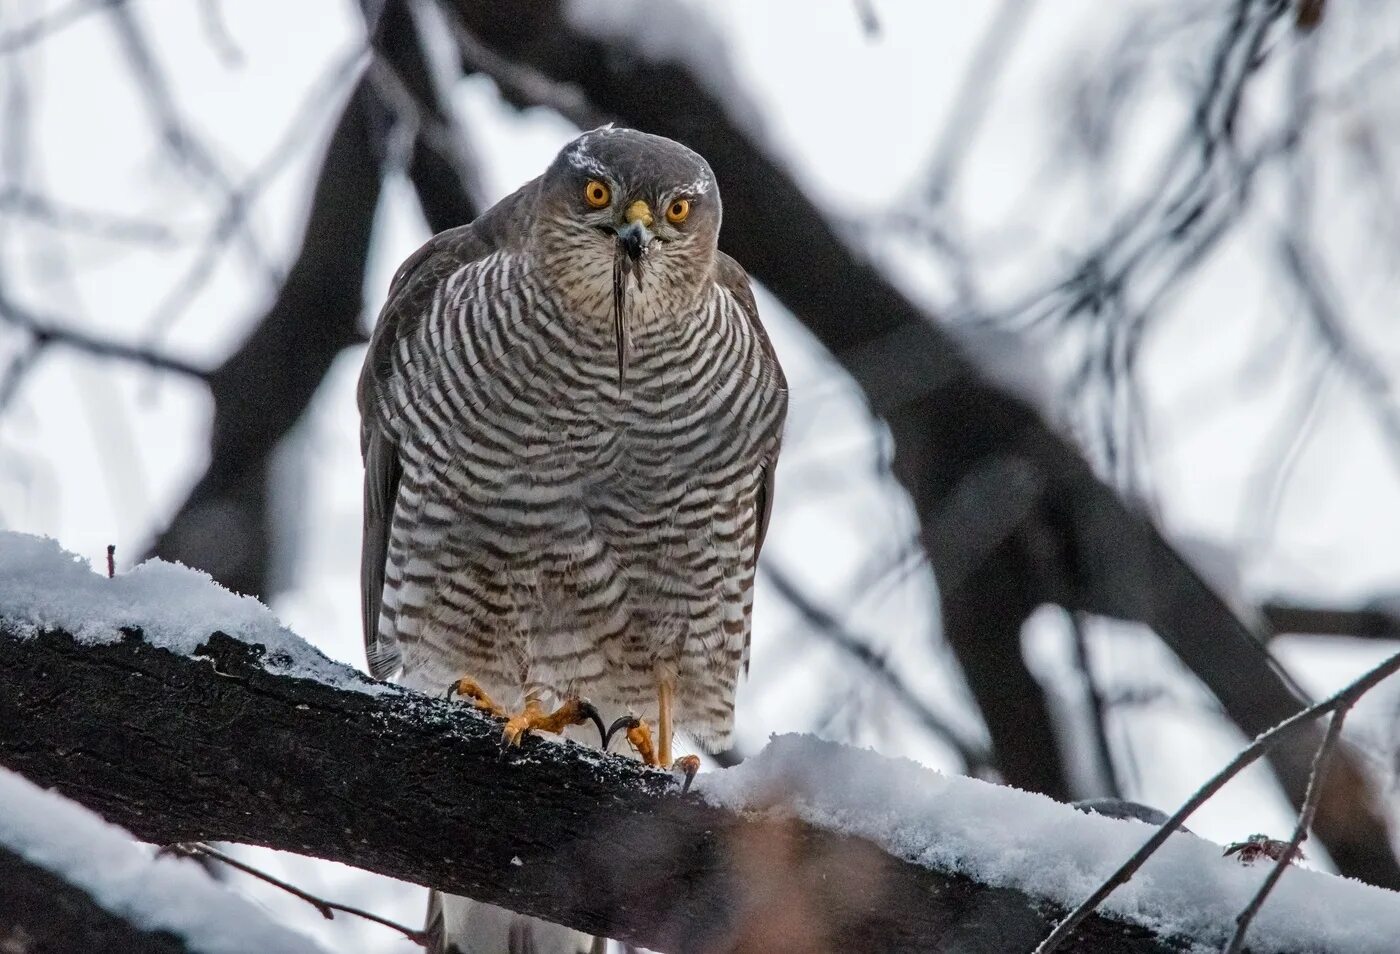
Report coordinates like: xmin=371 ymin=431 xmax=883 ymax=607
xmin=852 ymin=0 xmax=881 ymax=37
xmin=1034 ymin=648 xmax=1400 ymax=953
xmin=0 ymin=290 xmax=207 ymax=381
xmin=436 ymin=3 xmax=600 ymax=127
xmin=1067 ymin=610 xmax=1122 ymax=799
xmin=105 ymin=545 xmax=115 ymax=579
xmin=138 ymin=44 xmax=366 ymax=344
xmin=165 ymin=842 xmax=425 ymax=946
xmin=763 ymin=564 xmax=992 ymax=774
xmin=0 ymin=187 xmax=176 ymax=244
xmin=196 ymin=0 xmax=243 ymax=66
xmin=0 ymin=335 xmax=42 ymax=413
xmin=0 ymin=0 xmax=127 ymax=56
xmin=1223 ymin=705 xmax=1348 ymax=953
xmin=1262 ymin=603 xmax=1400 ymax=642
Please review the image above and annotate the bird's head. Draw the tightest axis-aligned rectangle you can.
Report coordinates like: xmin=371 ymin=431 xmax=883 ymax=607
xmin=530 ymin=127 xmax=721 ymax=384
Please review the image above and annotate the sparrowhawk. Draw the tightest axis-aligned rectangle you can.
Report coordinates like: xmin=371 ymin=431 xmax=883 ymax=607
xmin=359 ymin=127 xmax=788 ymax=953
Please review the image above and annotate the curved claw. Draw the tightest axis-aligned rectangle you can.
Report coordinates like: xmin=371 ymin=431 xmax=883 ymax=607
xmin=444 ymin=676 xmax=505 ymax=717
xmin=674 ymin=755 xmax=701 ymax=795
xmin=603 ymin=715 xmax=641 ymax=753
xmin=575 ymin=699 xmax=607 ymax=746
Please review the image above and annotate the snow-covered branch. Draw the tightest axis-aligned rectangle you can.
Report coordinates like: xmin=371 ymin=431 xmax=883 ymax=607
xmin=3 ymin=535 xmax=1399 ymax=952
xmin=0 ymin=767 xmax=326 ymax=954
xmin=439 ymin=0 xmax=1400 ymax=889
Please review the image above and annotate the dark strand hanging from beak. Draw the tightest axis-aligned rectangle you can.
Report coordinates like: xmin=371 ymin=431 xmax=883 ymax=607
xmin=612 ymin=246 xmax=631 ymax=392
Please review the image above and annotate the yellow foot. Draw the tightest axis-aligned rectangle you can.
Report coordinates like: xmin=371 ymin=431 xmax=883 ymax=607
xmin=501 ymin=697 xmax=605 ymax=748
xmin=446 ymin=676 xmax=505 ymax=718
xmin=616 ymin=718 xmax=701 ymax=787
xmin=624 ymin=718 xmax=659 ymax=766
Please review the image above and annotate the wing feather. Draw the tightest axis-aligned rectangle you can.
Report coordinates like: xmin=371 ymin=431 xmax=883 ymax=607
xmin=358 ymin=182 xmax=538 ymax=680
xmin=712 ymin=251 xmax=786 ymax=564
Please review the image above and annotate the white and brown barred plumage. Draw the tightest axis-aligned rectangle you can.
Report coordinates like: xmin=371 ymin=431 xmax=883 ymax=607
xmin=359 ymin=128 xmax=786 ymax=953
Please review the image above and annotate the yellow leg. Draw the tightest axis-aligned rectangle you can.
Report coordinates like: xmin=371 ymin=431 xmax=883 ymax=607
xmin=618 ymin=678 xmax=699 ymax=788
xmin=501 ymin=696 xmax=604 ymax=748
xmin=626 ymin=719 xmax=659 ymax=766
xmin=658 ymin=678 xmax=674 ymax=768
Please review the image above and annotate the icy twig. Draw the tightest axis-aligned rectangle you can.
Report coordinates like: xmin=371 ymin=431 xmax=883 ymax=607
xmin=1223 ymin=705 xmax=1349 ymax=953
xmin=1034 ymin=649 xmax=1400 ymax=953
xmin=165 ymin=843 xmax=426 ymax=946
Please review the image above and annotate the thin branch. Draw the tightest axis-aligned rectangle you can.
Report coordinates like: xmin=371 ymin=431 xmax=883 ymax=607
xmin=136 ymin=45 xmax=367 ymax=345
xmin=0 ymin=187 xmax=176 ymax=244
xmin=1262 ymin=603 xmax=1400 ymax=642
xmin=165 ymin=843 xmax=425 ymax=946
xmin=921 ymin=0 xmax=1034 ymax=202
xmin=1223 ymin=705 xmax=1349 ymax=954
xmin=0 ymin=0 xmax=127 ymax=56
xmin=0 ymin=290 xmax=207 ymax=381
xmin=1034 ymin=648 xmax=1400 ymax=953
xmin=104 ymin=1 xmax=275 ymax=282
xmin=1067 ymin=610 xmax=1122 ymax=799
xmin=763 ymin=563 xmax=992 ymax=774
xmin=436 ymin=2 xmax=601 ymax=127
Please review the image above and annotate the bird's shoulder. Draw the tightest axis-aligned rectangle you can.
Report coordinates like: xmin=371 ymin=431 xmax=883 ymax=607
xmin=711 ymin=251 xmax=786 ymax=392
xmin=358 ymin=178 xmax=539 ymax=431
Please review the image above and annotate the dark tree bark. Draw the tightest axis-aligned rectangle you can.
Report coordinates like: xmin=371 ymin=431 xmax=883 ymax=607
xmin=0 ymin=847 xmax=199 ymax=954
xmin=0 ymin=620 xmax=1208 ymax=954
xmin=440 ymin=0 xmax=1400 ymax=888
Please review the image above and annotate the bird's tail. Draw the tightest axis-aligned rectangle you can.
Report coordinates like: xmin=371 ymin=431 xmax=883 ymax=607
xmin=425 ymin=889 xmax=595 ymax=954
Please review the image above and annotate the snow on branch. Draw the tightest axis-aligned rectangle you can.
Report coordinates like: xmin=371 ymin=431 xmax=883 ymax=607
xmin=2 ymin=533 xmax=1399 ymax=952
xmin=0 ymin=767 xmax=327 ymax=954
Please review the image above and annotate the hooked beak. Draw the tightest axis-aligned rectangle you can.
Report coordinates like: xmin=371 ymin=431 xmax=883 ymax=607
xmin=617 ymin=200 xmax=654 ymax=262
xmin=611 ymin=201 xmax=654 ymax=392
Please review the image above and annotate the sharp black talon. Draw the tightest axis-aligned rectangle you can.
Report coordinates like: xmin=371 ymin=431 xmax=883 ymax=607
xmin=603 ymin=715 xmax=640 ymax=752
xmin=576 ymin=699 xmax=607 ymax=746
xmin=676 ymin=756 xmax=701 ymax=795
xmin=445 ymin=681 xmax=459 ymax=702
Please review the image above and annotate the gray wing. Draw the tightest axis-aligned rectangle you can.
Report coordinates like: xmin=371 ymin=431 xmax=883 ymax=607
xmin=358 ymin=182 xmax=539 ymax=681
xmin=713 ymin=252 xmax=787 ymax=676
xmin=713 ymin=251 xmax=786 ymax=562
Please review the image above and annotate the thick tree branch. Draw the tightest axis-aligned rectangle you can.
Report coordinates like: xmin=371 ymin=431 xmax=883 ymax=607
xmin=0 ymin=619 xmax=1192 ymax=954
xmin=443 ymin=0 xmax=1399 ymax=886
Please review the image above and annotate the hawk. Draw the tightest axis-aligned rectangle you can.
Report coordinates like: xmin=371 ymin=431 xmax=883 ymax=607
xmin=359 ymin=127 xmax=788 ymax=953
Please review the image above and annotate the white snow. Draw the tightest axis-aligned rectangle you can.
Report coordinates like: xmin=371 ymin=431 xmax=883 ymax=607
xmin=0 ymin=531 xmax=386 ymax=693
xmin=700 ymin=734 xmax=1400 ymax=953
xmin=0 ymin=766 xmax=329 ymax=954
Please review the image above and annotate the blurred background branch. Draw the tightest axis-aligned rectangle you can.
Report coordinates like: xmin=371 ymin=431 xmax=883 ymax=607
xmin=3 ymin=0 xmax=1399 ymax=948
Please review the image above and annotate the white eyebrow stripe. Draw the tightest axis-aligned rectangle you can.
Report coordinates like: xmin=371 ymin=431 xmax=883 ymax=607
xmin=566 ymin=144 xmax=610 ymax=178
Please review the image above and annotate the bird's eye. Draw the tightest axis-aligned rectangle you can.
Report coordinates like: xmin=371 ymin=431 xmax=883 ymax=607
xmin=666 ymin=198 xmax=691 ymax=224
xmin=584 ymin=180 xmax=611 ymax=208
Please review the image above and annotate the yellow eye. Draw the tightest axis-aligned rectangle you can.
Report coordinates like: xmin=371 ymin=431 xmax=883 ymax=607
xmin=584 ymin=180 xmax=610 ymax=208
xmin=666 ymin=198 xmax=691 ymax=224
